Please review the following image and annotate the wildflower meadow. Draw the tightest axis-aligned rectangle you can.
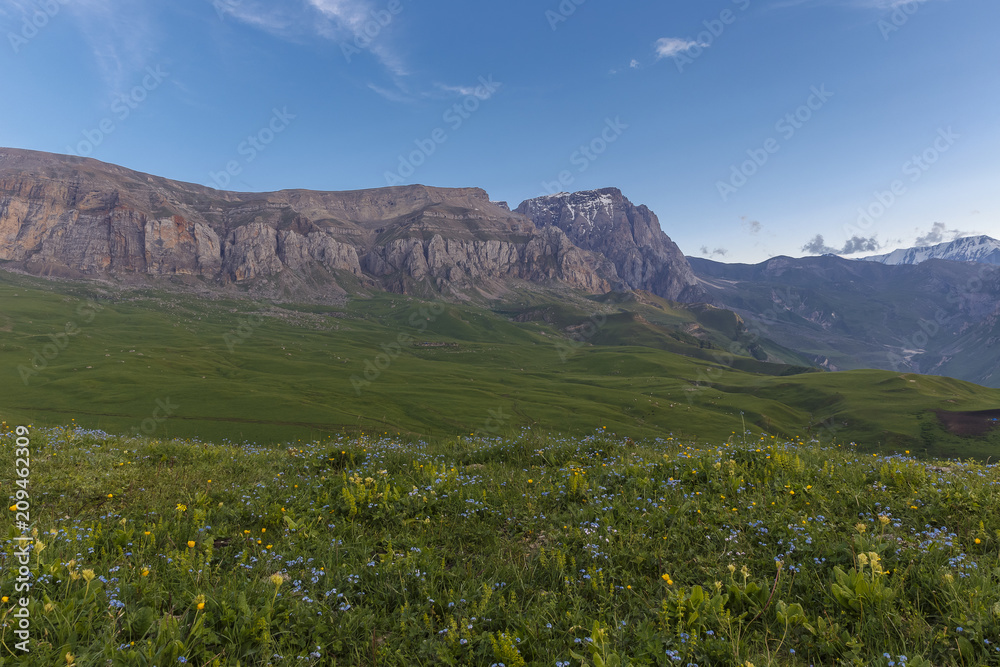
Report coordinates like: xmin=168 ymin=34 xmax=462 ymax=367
xmin=1 ymin=424 xmax=998 ymax=665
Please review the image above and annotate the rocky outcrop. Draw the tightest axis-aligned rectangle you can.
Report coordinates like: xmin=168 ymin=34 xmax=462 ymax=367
xmin=517 ymin=188 xmax=704 ymax=302
xmin=360 ymin=226 xmax=617 ymax=292
xmin=216 ymin=222 xmax=365 ymax=282
xmin=145 ymin=216 xmax=222 ymax=275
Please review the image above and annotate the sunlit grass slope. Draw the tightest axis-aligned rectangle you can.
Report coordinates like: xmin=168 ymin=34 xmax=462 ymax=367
xmin=0 ymin=271 xmax=998 ymax=459
xmin=1 ymin=426 xmax=998 ymax=665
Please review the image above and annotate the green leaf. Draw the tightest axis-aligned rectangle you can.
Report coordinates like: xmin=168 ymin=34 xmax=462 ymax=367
xmin=957 ymin=636 xmax=976 ymax=661
xmin=689 ymin=585 xmax=704 ymax=608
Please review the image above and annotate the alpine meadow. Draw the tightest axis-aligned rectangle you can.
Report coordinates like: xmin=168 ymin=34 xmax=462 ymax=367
xmin=2 ymin=0 xmax=1000 ymax=665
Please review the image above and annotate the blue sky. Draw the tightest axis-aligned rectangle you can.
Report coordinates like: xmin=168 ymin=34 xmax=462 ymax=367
xmin=1 ymin=0 xmax=997 ymax=263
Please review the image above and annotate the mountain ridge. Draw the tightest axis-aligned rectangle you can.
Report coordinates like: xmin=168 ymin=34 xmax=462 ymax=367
xmin=0 ymin=147 xmax=700 ymax=303
xmin=689 ymin=253 xmax=1000 ymax=387
xmin=863 ymin=234 xmax=1000 ymax=266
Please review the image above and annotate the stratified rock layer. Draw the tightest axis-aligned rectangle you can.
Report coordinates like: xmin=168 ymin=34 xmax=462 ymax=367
xmin=0 ymin=149 xmax=705 ymax=302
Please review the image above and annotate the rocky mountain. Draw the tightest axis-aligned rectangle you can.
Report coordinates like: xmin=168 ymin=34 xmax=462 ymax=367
xmin=690 ymin=254 xmax=1000 ymax=387
xmin=516 ymin=189 xmax=704 ymax=302
xmin=863 ymin=235 xmax=1000 ymax=266
xmin=0 ymin=148 xmax=628 ymax=300
xmin=8 ymin=147 xmax=999 ymax=390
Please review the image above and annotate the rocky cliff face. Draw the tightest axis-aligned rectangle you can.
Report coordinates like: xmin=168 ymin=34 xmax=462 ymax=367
xmin=360 ymin=226 xmax=615 ymax=293
xmin=0 ymin=148 xmax=623 ymax=298
xmin=516 ymin=188 xmax=704 ymax=302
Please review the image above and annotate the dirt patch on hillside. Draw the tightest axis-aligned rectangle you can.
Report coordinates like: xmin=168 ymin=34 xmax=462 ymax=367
xmin=934 ymin=409 xmax=1000 ymax=437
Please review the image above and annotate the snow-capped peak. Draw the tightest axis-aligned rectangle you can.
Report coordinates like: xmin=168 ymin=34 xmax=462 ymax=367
xmin=862 ymin=235 xmax=1000 ymax=266
xmin=520 ymin=189 xmax=619 ymax=231
xmin=564 ymin=192 xmax=615 ymax=230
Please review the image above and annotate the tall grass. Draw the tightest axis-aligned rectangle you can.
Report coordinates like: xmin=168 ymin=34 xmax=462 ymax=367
xmin=1 ymin=424 xmax=998 ymax=665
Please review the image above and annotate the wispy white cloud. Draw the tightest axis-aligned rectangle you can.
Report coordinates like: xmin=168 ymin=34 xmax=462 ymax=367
xmin=311 ymin=0 xmax=409 ymax=76
xmin=914 ymin=221 xmax=972 ymax=246
xmin=654 ymin=37 xmax=708 ymax=59
xmin=68 ymin=0 xmax=157 ymax=93
xmin=434 ymin=82 xmax=481 ymax=97
xmin=0 ymin=0 xmax=28 ymax=18
xmin=767 ymin=0 xmax=940 ymax=9
xmin=863 ymin=0 xmax=933 ymax=8
xmin=0 ymin=0 xmax=157 ymax=93
xmin=216 ymin=0 xmax=488 ymax=104
xmin=218 ymin=0 xmax=408 ymax=76
xmin=801 ymin=233 xmax=881 ymax=255
xmin=368 ymin=82 xmax=412 ymax=103
xmin=700 ymin=246 xmax=729 ymax=258
xmin=215 ymin=2 xmax=295 ymax=33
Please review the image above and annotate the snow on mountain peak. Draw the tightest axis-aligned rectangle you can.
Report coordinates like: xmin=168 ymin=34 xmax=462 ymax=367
xmin=564 ymin=192 xmax=616 ymax=231
xmin=520 ymin=189 xmax=620 ymax=231
xmin=863 ymin=234 xmax=1000 ymax=266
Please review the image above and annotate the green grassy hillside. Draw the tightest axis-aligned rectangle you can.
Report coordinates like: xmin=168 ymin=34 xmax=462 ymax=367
xmin=2 ymin=426 xmax=998 ymax=665
xmin=0 ymin=271 xmax=998 ymax=459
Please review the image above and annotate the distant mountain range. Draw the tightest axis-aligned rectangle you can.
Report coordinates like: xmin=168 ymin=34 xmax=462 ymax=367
xmin=863 ymin=235 xmax=1000 ymax=266
xmin=690 ymin=254 xmax=1000 ymax=387
xmin=2 ymin=147 xmax=1000 ymax=389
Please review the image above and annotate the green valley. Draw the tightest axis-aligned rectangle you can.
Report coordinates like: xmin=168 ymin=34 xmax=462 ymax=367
xmin=2 ymin=271 xmax=998 ymax=461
